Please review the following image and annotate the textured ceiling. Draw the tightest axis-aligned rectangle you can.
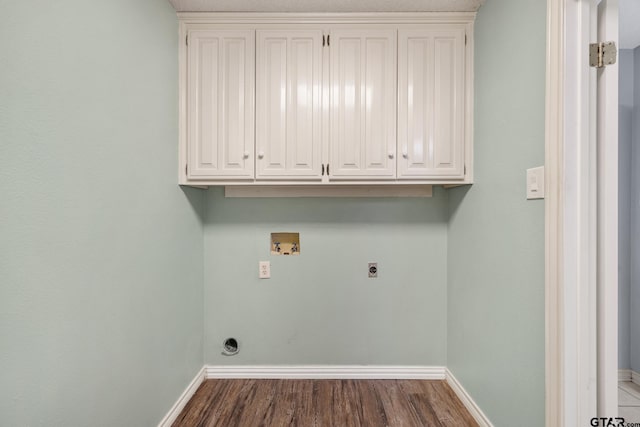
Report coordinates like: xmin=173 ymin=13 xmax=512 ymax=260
xmin=620 ymin=0 xmax=640 ymax=49
xmin=168 ymin=0 xmax=484 ymax=12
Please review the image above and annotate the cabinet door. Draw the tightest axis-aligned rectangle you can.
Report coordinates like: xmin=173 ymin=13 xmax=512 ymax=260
xmin=187 ymin=30 xmax=255 ymax=179
xmin=256 ymin=30 xmax=323 ymax=180
xmin=329 ymin=29 xmax=397 ymax=179
xmin=398 ymin=28 xmax=465 ymax=179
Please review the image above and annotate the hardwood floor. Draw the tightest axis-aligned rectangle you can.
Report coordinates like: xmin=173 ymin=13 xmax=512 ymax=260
xmin=172 ymin=379 xmax=479 ymax=427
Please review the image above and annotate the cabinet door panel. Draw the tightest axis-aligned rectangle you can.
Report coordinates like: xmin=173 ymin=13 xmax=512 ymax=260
xmin=330 ymin=29 xmax=397 ymax=179
xmin=256 ymin=30 xmax=322 ymax=179
xmin=398 ymin=28 xmax=465 ymax=178
xmin=187 ymin=30 xmax=254 ymax=178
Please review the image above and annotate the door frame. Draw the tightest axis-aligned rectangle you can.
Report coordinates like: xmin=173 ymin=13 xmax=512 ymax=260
xmin=544 ymin=0 xmax=565 ymax=423
xmin=596 ymin=0 xmax=619 ymax=417
xmin=546 ymin=0 xmax=618 ymax=424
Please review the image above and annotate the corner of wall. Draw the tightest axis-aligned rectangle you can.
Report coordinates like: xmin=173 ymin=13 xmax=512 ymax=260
xmin=445 ymin=0 xmax=546 ymax=425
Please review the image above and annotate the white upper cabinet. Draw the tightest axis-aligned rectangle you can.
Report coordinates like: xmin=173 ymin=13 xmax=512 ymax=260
xmin=398 ymin=27 xmax=466 ymax=179
xmin=256 ymin=29 xmax=323 ymax=180
xmin=186 ymin=29 xmax=255 ymax=179
xmin=179 ymin=14 xmax=474 ymax=187
xmin=329 ymin=29 xmax=397 ymax=180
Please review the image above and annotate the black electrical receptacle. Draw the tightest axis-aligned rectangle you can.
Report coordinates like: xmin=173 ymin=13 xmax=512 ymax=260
xmin=368 ymin=263 xmax=378 ymax=278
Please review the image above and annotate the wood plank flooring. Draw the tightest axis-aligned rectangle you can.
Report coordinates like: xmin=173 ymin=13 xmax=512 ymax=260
xmin=172 ymin=379 xmax=479 ymax=427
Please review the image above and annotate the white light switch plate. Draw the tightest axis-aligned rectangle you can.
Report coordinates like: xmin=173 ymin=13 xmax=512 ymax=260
xmin=259 ymin=261 xmax=270 ymax=279
xmin=527 ymin=166 xmax=545 ymax=200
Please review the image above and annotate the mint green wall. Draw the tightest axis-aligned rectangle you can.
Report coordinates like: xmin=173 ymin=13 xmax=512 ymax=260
xmin=203 ymin=188 xmax=448 ymax=365
xmin=0 ymin=0 xmax=546 ymax=423
xmin=0 ymin=1 xmax=204 ymax=426
xmin=447 ymin=0 xmax=546 ymax=426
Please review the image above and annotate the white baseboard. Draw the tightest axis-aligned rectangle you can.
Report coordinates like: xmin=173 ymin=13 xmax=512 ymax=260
xmin=157 ymin=366 xmax=206 ymax=427
xmin=160 ymin=365 xmax=495 ymax=426
xmin=618 ymin=369 xmax=640 ymax=386
xmin=205 ymin=365 xmax=446 ymax=379
xmin=619 ymin=369 xmax=632 ymax=382
xmin=446 ymin=369 xmax=494 ymax=427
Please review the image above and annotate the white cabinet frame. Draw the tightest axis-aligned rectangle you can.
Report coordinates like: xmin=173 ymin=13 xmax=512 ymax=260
xmin=178 ymin=13 xmax=475 ymax=187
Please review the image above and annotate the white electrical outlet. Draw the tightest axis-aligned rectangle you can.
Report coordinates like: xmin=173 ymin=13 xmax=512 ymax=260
xmin=259 ymin=261 xmax=270 ymax=279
